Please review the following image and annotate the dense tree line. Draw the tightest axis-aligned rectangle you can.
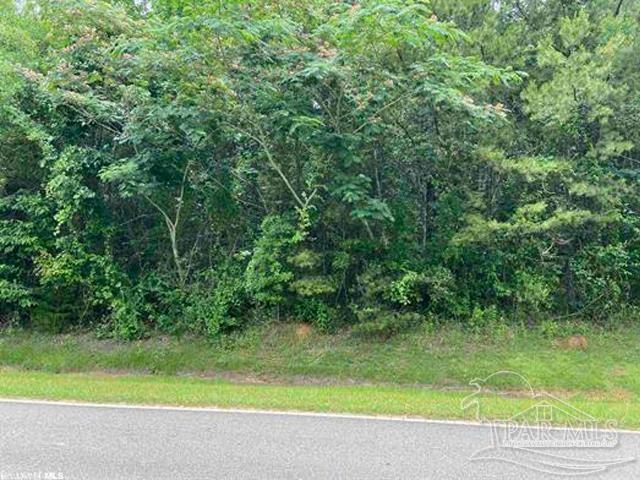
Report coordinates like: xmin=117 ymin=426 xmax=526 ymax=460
xmin=0 ymin=0 xmax=639 ymax=337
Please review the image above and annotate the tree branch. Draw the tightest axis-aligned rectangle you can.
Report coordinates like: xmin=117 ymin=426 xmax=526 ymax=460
xmin=232 ymin=124 xmax=313 ymax=210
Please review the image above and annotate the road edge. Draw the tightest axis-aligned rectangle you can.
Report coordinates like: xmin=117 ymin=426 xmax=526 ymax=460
xmin=1 ymin=397 xmax=638 ymax=435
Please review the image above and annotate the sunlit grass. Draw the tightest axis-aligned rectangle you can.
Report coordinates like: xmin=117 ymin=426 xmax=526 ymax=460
xmin=0 ymin=323 xmax=638 ymax=428
xmin=0 ymin=369 xmax=638 ymax=429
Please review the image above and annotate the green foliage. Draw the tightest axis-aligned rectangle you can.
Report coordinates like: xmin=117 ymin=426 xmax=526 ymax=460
xmin=245 ymin=215 xmax=297 ymax=307
xmin=0 ymin=279 xmax=32 ymax=309
xmin=514 ymin=271 xmax=554 ymax=314
xmin=387 ymin=271 xmax=425 ymax=307
xmin=0 ymin=0 xmax=639 ymax=337
xmin=293 ymin=299 xmax=334 ymax=332
xmin=184 ymin=269 xmax=248 ymax=338
xmin=106 ymin=294 xmax=146 ymax=341
xmin=352 ymin=309 xmax=423 ymax=338
xmin=468 ymin=305 xmax=503 ymax=333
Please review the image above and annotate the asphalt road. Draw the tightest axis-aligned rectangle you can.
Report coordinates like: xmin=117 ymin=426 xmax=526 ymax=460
xmin=0 ymin=400 xmax=638 ymax=479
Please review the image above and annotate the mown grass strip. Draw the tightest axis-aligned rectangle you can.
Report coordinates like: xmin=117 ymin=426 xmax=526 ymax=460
xmin=0 ymin=369 xmax=638 ymax=430
xmin=1 ymin=326 xmax=640 ymax=396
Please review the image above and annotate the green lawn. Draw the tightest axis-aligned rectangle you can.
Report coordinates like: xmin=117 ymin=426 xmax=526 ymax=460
xmin=1 ymin=369 xmax=639 ymax=429
xmin=0 ymin=323 xmax=638 ymax=428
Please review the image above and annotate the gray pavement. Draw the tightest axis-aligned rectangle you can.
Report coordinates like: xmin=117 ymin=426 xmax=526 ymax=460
xmin=0 ymin=400 xmax=637 ymax=479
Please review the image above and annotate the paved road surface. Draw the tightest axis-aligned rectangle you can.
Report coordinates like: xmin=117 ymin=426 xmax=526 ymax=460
xmin=0 ymin=400 xmax=637 ymax=479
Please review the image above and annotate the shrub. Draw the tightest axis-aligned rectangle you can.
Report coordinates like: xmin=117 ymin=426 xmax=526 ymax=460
xmin=352 ymin=309 xmax=423 ymax=338
xmin=105 ymin=294 xmax=146 ymax=341
xmin=245 ymin=215 xmax=297 ymax=307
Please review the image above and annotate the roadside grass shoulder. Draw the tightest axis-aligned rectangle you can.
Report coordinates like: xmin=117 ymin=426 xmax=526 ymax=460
xmin=0 ymin=323 xmax=638 ymax=428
